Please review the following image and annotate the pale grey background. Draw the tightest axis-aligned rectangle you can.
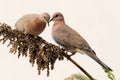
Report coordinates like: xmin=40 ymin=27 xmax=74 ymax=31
xmin=0 ymin=0 xmax=120 ymax=80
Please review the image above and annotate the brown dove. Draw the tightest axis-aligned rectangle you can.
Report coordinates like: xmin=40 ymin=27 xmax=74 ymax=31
xmin=15 ymin=12 xmax=50 ymax=36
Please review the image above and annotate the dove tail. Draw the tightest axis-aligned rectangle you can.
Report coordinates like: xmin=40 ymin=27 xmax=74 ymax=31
xmin=87 ymin=51 xmax=113 ymax=71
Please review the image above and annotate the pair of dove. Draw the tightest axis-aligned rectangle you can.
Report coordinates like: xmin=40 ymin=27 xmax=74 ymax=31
xmin=15 ymin=12 xmax=112 ymax=71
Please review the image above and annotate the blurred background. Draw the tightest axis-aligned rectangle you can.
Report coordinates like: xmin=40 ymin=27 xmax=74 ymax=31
xmin=0 ymin=0 xmax=120 ymax=80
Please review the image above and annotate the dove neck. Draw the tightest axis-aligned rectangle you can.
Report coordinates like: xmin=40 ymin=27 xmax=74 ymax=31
xmin=54 ymin=20 xmax=65 ymax=25
xmin=53 ymin=21 xmax=66 ymax=29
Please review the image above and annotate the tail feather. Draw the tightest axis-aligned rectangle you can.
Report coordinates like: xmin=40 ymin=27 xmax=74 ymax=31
xmin=93 ymin=55 xmax=112 ymax=71
xmin=87 ymin=51 xmax=113 ymax=71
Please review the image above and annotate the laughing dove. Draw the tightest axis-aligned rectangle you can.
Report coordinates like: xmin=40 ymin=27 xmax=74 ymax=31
xmin=49 ymin=12 xmax=112 ymax=71
xmin=15 ymin=12 xmax=50 ymax=36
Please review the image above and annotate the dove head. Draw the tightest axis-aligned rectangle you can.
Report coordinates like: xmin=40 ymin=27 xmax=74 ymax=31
xmin=50 ymin=12 xmax=65 ymax=22
xmin=41 ymin=12 xmax=50 ymax=22
xmin=41 ymin=12 xmax=50 ymax=26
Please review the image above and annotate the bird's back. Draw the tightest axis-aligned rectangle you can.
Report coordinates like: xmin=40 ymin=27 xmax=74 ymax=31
xmin=52 ymin=23 xmax=92 ymax=53
xmin=15 ymin=14 xmax=46 ymax=35
xmin=15 ymin=14 xmax=40 ymax=32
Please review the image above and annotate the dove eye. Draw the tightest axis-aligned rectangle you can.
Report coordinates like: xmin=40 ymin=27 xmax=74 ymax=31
xmin=44 ymin=16 xmax=48 ymax=21
xmin=44 ymin=16 xmax=46 ymax=19
xmin=55 ymin=15 xmax=59 ymax=17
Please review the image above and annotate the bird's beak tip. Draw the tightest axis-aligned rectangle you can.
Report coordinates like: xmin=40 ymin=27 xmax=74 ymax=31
xmin=47 ymin=21 xmax=50 ymax=26
xmin=47 ymin=18 xmax=53 ymax=27
xmin=49 ymin=18 xmax=53 ymax=22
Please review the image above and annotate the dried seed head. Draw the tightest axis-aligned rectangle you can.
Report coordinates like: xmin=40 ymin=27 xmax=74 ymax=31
xmin=0 ymin=23 xmax=66 ymax=76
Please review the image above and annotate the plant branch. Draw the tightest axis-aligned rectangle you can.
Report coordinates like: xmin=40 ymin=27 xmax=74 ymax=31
xmin=0 ymin=23 xmax=95 ymax=80
xmin=63 ymin=53 xmax=95 ymax=80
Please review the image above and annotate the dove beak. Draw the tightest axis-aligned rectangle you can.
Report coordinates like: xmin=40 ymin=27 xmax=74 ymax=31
xmin=44 ymin=17 xmax=50 ymax=26
xmin=49 ymin=18 xmax=54 ymax=22
xmin=48 ymin=17 xmax=55 ymax=26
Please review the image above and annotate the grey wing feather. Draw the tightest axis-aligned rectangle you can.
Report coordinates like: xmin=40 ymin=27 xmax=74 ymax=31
xmin=52 ymin=24 xmax=92 ymax=51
